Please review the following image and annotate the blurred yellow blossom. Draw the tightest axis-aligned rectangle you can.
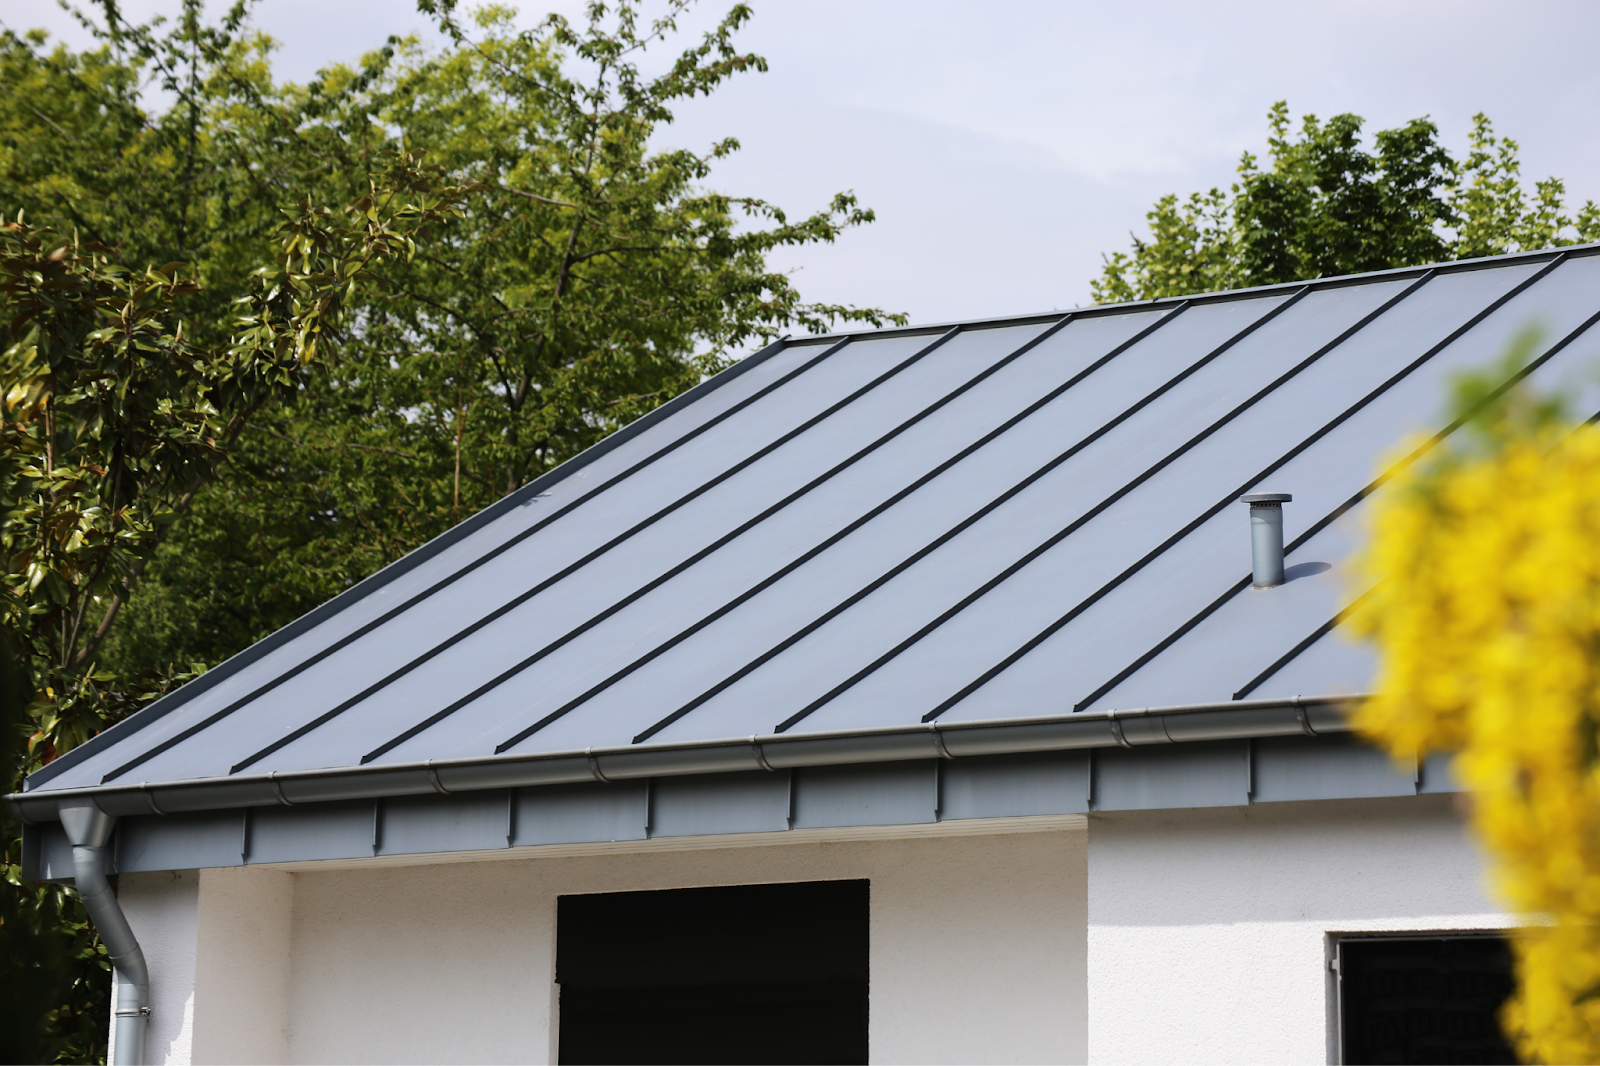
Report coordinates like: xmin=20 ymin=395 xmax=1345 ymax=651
xmin=1349 ymin=339 xmax=1600 ymax=1063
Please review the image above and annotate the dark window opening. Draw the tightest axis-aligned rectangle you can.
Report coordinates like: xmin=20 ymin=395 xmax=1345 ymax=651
xmin=557 ymin=879 xmax=869 ymax=1065
xmin=1337 ymin=933 xmax=1517 ymax=1065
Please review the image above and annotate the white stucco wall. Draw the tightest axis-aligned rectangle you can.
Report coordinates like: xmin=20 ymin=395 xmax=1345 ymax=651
xmin=1086 ymin=794 xmax=1512 ymax=1065
xmin=117 ymin=825 xmax=1087 ymax=1065
xmin=192 ymin=866 xmax=294 ymax=1063
xmin=109 ymin=871 xmax=199 ymax=1066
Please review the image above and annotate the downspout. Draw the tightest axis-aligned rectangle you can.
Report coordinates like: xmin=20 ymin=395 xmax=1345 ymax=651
xmin=59 ymin=803 xmax=148 ymax=1066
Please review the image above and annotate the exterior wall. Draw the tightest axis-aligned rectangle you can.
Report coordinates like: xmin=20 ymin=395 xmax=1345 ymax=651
xmin=192 ymin=867 xmax=294 ymax=1063
xmin=109 ymin=871 xmax=199 ymax=1066
xmin=118 ymin=825 xmax=1087 ymax=1065
xmin=1086 ymin=794 xmax=1512 ymax=1065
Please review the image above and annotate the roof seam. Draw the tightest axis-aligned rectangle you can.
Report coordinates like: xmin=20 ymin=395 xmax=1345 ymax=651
xmin=493 ymin=304 xmax=1186 ymax=751
xmin=23 ymin=333 xmax=799 ymax=790
xmin=1066 ymin=270 xmax=1439 ymax=709
xmin=774 ymin=288 xmax=1316 ymax=733
xmin=1224 ymin=310 xmax=1600 ymax=700
xmin=221 ymin=329 xmax=964 ymax=776
xmin=33 ymin=247 xmax=1600 ymax=793
xmin=360 ymin=317 xmax=1096 ymax=762
xmin=1232 ymin=589 xmax=1374 ymax=701
xmin=92 ymin=335 xmax=851 ymax=785
xmin=612 ymin=305 xmax=1198 ymax=747
xmin=1059 ymin=255 xmax=1571 ymax=713
xmin=347 ymin=324 xmax=984 ymax=766
xmin=489 ymin=306 xmax=1178 ymax=752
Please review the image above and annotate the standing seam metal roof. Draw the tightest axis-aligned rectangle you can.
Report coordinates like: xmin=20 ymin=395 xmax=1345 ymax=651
xmin=23 ymin=245 xmax=1600 ymax=796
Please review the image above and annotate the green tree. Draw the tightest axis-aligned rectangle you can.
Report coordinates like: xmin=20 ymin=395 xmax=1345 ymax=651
xmin=0 ymin=9 xmax=290 ymax=349
xmin=0 ymin=158 xmax=473 ymax=1060
xmin=94 ymin=0 xmax=901 ymax=671
xmin=0 ymin=3 xmax=896 ymax=1052
xmin=1095 ymin=102 xmax=1600 ymax=303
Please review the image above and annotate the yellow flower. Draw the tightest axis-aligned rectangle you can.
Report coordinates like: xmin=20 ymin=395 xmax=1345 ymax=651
xmin=1351 ymin=421 xmax=1600 ymax=1063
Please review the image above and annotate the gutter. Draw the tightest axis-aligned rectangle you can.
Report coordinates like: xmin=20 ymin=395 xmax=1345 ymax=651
xmin=6 ymin=695 xmax=1360 ymax=825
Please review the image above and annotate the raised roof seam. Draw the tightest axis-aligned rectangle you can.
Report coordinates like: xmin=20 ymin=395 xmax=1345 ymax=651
xmin=227 ymin=328 xmax=958 ymax=775
xmin=31 ymin=247 xmax=1599 ymax=801
xmin=617 ymin=302 xmax=1196 ymax=742
xmin=93 ymin=333 xmax=844 ymax=785
xmin=495 ymin=305 xmax=1183 ymax=753
xmin=1064 ymin=257 xmax=1566 ymax=713
xmin=1226 ymin=312 xmax=1600 ymax=702
xmin=350 ymin=325 xmax=970 ymax=766
xmin=766 ymin=288 xmax=1318 ymax=732
xmin=47 ymin=331 xmax=803 ymax=790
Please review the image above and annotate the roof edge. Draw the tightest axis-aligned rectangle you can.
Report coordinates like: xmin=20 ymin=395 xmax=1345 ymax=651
xmin=8 ymin=695 xmax=1364 ymax=824
xmin=789 ymin=243 xmax=1600 ymax=345
xmin=24 ymin=336 xmax=796 ymax=792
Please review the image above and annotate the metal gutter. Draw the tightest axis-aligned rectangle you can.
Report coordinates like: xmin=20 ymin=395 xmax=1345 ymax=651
xmin=6 ymin=696 xmax=1359 ymax=824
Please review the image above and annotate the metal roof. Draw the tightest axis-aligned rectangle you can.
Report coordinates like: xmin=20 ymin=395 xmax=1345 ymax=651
xmin=21 ymin=245 xmax=1600 ymax=805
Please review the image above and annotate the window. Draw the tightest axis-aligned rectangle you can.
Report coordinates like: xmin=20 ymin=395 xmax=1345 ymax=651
xmin=1335 ymin=933 xmax=1517 ymax=1065
xmin=556 ymin=879 xmax=869 ymax=1065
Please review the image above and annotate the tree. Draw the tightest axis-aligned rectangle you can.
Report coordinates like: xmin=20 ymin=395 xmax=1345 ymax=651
xmin=1 ymin=3 xmax=896 ymax=1053
xmin=1095 ymin=103 xmax=1600 ymax=304
xmin=0 ymin=156 xmax=473 ymax=1061
xmin=1 ymin=157 xmax=472 ymax=756
xmin=89 ymin=0 xmax=901 ymax=672
xmin=1349 ymin=346 xmax=1600 ymax=1062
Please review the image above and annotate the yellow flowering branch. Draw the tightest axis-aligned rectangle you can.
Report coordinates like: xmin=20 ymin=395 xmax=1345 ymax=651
xmin=1349 ymin=330 xmax=1600 ymax=1062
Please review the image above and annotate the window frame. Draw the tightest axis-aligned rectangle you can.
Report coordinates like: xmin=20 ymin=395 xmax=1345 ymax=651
xmin=1327 ymin=929 xmax=1516 ymax=1065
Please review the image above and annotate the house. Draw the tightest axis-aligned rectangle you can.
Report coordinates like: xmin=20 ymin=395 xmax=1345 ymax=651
xmin=13 ymin=245 xmax=1600 ymax=1065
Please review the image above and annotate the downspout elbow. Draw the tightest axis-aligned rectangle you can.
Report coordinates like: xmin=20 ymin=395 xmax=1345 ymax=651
xmin=60 ymin=803 xmax=148 ymax=1066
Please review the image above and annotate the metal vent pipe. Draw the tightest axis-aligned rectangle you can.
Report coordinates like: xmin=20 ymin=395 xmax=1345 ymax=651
xmin=1241 ymin=493 xmax=1292 ymax=588
xmin=59 ymin=803 xmax=148 ymax=1066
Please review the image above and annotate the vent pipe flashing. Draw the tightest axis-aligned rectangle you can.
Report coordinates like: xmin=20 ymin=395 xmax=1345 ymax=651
xmin=1241 ymin=493 xmax=1292 ymax=588
xmin=59 ymin=803 xmax=148 ymax=1065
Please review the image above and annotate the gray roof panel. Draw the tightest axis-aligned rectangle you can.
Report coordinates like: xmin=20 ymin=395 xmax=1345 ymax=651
xmin=496 ymin=295 xmax=1290 ymax=752
xmin=24 ymin=247 xmax=1600 ymax=797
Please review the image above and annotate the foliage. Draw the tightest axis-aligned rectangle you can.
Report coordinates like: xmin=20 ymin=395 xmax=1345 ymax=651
xmin=1 ymin=156 xmax=474 ymax=761
xmin=1095 ymin=103 xmax=1600 ymax=303
xmin=85 ymin=0 xmax=900 ymax=670
xmin=0 ymin=153 xmax=473 ymax=1061
xmin=1348 ymin=341 xmax=1600 ymax=1063
xmin=0 ymin=2 xmax=892 ymax=1057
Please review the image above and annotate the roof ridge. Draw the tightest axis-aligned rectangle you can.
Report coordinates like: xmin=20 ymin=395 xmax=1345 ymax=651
xmin=790 ymin=243 xmax=1600 ymax=345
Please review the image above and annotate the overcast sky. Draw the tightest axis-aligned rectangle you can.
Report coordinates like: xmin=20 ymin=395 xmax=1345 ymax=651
xmin=12 ymin=0 xmax=1600 ymax=328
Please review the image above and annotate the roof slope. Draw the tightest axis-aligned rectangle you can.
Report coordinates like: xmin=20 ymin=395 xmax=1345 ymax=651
xmin=27 ymin=248 xmax=1600 ymax=795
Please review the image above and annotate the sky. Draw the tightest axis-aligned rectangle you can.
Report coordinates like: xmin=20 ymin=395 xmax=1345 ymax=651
xmin=9 ymin=0 xmax=1600 ymax=329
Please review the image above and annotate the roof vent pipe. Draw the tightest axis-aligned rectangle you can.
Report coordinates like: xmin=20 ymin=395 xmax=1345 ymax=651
xmin=59 ymin=802 xmax=148 ymax=1066
xmin=1241 ymin=493 xmax=1292 ymax=588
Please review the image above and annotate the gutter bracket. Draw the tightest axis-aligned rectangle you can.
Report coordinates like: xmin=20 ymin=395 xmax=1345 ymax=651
xmin=1294 ymin=696 xmax=1317 ymax=736
xmin=426 ymin=762 xmax=449 ymax=795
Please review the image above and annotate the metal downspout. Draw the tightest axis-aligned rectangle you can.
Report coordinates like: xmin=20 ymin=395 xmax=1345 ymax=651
xmin=59 ymin=803 xmax=148 ymax=1066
